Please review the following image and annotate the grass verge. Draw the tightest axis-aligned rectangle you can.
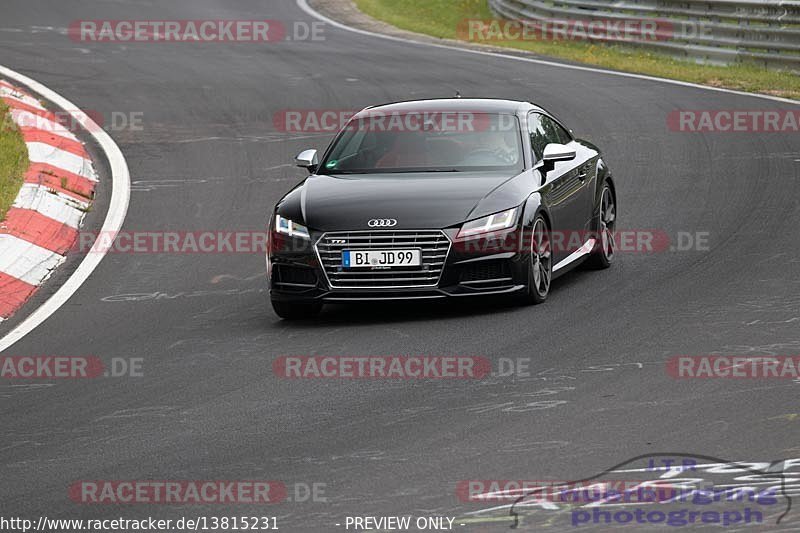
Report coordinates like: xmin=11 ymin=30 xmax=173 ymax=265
xmin=0 ymin=100 xmax=29 ymax=221
xmin=354 ymin=0 xmax=800 ymax=100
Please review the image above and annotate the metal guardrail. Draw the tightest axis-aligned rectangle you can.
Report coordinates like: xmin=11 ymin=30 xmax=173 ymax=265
xmin=488 ymin=0 xmax=800 ymax=71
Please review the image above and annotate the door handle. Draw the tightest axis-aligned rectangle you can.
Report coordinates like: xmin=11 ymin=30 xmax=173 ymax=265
xmin=578 ymin=171 xmax=588 ymax=181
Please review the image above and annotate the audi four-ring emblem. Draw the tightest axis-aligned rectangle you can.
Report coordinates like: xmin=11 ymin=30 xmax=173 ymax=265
xmin=368 ymin=218 xmax=397 ymax=227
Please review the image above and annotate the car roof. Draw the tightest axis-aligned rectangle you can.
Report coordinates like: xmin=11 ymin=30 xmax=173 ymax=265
xmin=356 ymin=98 xmax=545 ymax=116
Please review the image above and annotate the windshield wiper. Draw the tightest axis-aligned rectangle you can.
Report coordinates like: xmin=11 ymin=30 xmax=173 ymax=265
xmin=323 ymin=168 xmax=463 ymax=175
xmin=323 ymin=170 xmax=369 ymax=175
xmin=392 ymin=168 xmax=462 ymax=173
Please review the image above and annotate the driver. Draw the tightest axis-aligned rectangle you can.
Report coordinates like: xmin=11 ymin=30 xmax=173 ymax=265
xmin=464 ymin=129 xmax=518 ymax=165
xmin=493 ymin=128 xmax=520 ymax=164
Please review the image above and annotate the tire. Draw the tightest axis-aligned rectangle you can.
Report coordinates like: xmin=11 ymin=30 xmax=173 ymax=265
xmin=271 ymin=299 xmax=323 ymax=320
xmin=585 ymin=183 xmax=616 ymax=270
xmin=517 ymin=215 xmax=552 ymax=305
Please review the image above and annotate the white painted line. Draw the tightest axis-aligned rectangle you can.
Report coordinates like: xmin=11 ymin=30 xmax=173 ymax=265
xmin=0 ymin=83 xmax=46 ymax=109
xmin=26 ymin=142 xmax=96 ymax=180
xmin=0 ymin=65 xmax=131 ymax=353
xmin=0 ymin=234 xmax=65 ymax=285
xmin=10 ymin=108 xmax=81 ymax=142
xmin=296 ymin=0 xmax=800 ymax=106
xmin=13 ymin=183 xmax=88 ymax=228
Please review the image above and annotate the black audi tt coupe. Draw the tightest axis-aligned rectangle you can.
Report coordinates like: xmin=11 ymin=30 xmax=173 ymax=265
xmin=267 ymin=98 xmax=617 ymax=319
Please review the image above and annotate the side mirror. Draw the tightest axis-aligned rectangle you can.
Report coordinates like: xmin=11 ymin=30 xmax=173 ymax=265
xmin=540 ymin=143 xmax=576 ymax=175
xmin=295 ymin=149 xmax=319 ymax=172
xmin=542 ymin=143 xmax=576 ymax=163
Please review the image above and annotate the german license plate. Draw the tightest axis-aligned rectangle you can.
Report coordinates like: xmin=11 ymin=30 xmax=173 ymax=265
xmin=342 ymin=249 xmax=422 ymax=268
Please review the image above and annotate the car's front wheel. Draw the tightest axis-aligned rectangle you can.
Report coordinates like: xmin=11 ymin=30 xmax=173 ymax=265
xmin=518 ymin=215 xmax=552 ymax=305
xmin=585 ymin=183 xmax=616 ymax=270
xmin=271 ymin=299 xmax=323 ymax=320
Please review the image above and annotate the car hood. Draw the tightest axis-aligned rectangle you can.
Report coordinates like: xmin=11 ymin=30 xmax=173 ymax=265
xmin=293 ymin=171 xmax=529 ymax=231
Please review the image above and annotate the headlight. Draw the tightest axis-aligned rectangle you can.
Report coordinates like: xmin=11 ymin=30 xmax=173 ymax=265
xmin=266 ymin=214 xmax=273 ymax=280
xmin=458 ymin=208 xmax=518 ymax=238
xmin=274 ymin=214 xmax=311 ymax=240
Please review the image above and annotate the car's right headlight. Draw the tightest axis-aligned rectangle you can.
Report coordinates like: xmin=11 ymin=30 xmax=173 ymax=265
xmin=274 ymin=214 xmax=311 ymax=240
xmin=457 ymin=208 xmax=518 ymax=238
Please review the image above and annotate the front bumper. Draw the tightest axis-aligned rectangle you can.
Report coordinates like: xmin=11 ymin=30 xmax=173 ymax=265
xmin=268 ymin=228 xmax=530 ymax=302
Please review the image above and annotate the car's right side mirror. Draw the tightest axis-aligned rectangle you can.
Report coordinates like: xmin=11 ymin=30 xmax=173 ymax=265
xmin=542 ymin=143 xmax=576 ymax=163
xmin=541 ymin=143 xmax=576 ymax=174
xmin=295 ymin=149 xmax=319 ymax=172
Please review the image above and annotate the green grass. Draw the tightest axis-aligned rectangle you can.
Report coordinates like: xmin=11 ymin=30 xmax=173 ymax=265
xmin=354 ymin=0 xmax=800 ymax=100
xmin=0 ymin=100 xmax=29 ymax=221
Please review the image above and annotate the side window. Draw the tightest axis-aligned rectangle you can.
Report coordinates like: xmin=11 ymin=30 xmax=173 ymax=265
xmin=551 ymin=118 xmax=573 ymax=145
xmin=528 ymin=113 xmax=549 ymax=162
xmin=528 ymin=113 xmax=572 ymax=162
xmin=327 ymin=128 xmax=367 ymax=170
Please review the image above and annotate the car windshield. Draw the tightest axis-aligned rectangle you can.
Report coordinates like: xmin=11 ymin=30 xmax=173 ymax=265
xmin=319 ymin=112 xmax=523 ymax=174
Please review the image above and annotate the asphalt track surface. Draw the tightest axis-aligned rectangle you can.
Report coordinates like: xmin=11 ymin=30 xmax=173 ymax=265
xmin=1 ymin=1 xmax=800 ymax=531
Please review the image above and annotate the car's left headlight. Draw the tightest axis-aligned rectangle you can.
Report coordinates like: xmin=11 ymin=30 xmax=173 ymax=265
xmin=274 ymin=214 xmax=311 ymax=240
xmin=457 ymin=208 xmax=518 ymax=238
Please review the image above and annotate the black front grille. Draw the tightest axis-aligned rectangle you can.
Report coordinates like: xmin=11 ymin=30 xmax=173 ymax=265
xmin=315 ymin=231 xmax=450 ymax=289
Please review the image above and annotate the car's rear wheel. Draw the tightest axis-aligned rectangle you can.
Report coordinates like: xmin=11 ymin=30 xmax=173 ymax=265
xmin=586 ymin=183 xmax=616 ymax=269
xmin=518 ymin=215 xmax=551 ymax=305
xmin=271 ymin=299 xmax=323 ymax=320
